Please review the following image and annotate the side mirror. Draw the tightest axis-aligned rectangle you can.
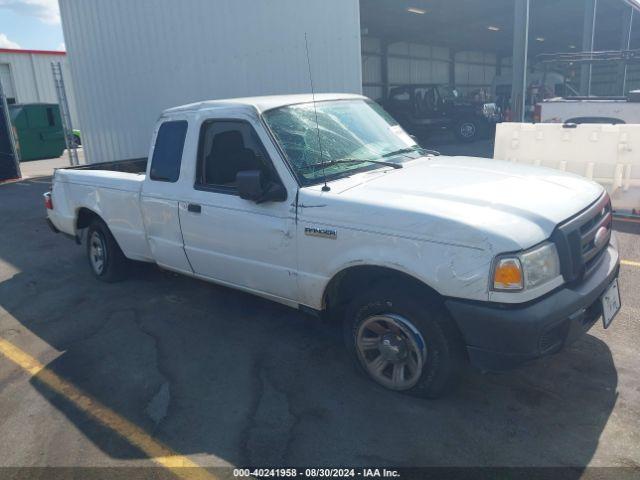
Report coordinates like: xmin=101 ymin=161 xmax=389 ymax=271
xmin=236 ymin=170 xmax=286 ymax=203
xmin=237 ymin=170 xmax=264 ymax=201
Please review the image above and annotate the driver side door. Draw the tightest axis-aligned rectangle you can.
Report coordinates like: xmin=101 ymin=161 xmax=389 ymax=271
xmin=178 ymin=118 xmax=299 ymax=303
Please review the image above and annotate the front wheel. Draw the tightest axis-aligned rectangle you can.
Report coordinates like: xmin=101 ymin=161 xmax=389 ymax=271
xmin=454 ymin=119 xmax=481 ymax=143
xmin=344 ymin=285 xmax=465 ymax=398
xmin=86 ymin=220 xmax=128 ymax=282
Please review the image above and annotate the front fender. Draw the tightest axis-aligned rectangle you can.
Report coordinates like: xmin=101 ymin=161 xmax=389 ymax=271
xmin=296 ymin=228 xmax=492 ymax=309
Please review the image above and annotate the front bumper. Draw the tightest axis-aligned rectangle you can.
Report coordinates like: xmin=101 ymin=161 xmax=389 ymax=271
xmin=445 ymin=245 xmax=620 ymax=371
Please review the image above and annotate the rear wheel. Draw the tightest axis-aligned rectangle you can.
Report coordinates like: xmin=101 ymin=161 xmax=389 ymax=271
xmin=86 ymin=220 xmax=128 ymax=282
xmin=344 ymin=285 xmax=465 ymax=398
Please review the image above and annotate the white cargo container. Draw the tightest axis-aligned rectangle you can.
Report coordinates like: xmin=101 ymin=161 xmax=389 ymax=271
xmin=541 ymin=97 xmax=640 ymax=124
xmin=59 ymin=0 xmax=362 ymax=164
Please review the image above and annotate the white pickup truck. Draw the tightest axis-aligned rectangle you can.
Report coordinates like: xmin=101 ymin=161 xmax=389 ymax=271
xmin=46 ymin=94 xmax=621 ymax=398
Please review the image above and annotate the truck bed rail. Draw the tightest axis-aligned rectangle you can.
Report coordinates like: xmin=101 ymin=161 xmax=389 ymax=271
xmin=60 ymin=157 xmax=147 ymax=174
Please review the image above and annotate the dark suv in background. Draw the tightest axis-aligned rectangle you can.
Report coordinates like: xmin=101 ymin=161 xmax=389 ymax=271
xmin=380 ymin=84 xmax=501 ymax=143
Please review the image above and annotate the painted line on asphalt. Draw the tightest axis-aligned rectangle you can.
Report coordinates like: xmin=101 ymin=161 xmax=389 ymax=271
xmin=0 ymin=337 xmax=216 ymax=480
xmin=622 ymin=260 xmax=640 ymax=268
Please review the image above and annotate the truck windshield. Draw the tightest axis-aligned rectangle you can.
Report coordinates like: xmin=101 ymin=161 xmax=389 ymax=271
xmin=263 ymin=99 xmax=422 ymax=185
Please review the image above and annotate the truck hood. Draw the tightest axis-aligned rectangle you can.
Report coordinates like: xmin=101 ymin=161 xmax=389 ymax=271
xmin=300 ymin=156 xmax=604 ymax=253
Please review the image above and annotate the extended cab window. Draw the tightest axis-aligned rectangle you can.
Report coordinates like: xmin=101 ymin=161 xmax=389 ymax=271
xmin=196 ymin=120 xmax=271 ymax=192
xmin=150 ymin=120 xmax=188 ymax=182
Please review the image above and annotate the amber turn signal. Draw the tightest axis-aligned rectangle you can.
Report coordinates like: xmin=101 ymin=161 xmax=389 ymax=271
xmin=493 ymin=258 xmax=524 ymax=291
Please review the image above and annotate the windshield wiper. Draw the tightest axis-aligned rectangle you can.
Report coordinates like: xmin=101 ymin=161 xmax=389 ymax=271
xmin=299 ymin=158 xmax=403 ymax=172
xmin=382 ymin=146 xmax=441 ymax=158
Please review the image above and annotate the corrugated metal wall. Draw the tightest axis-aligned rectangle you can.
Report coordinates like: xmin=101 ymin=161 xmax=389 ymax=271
xmin=59 ymin=0 xmax=362 ymax=164
xmin=454 ymin=51 xmax=498 ymax=95
xmin=0 ymin=52 xmax=80 ymax=127
xmin=361 ymin=37 xmax=383 ymax=100
xmin=361 ymin=37 xmax=500 ymax=100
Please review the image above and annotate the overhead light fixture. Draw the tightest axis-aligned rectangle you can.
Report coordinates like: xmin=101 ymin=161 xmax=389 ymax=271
xmin=536 ymin=37 xmax=545 ymax=42
xmin=569 ymin=44 xmax=577 ymax=49
xmin=487 ymin=26 xmax=500 ymax=31
xmin=407 ymin=7 xmax=427 ymax=15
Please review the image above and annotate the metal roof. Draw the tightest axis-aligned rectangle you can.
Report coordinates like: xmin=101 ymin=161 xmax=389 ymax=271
xmin=361 ymin=0 xmax=640 ymax=56
xmin=0 ymin=48 xmax=66 ymax=56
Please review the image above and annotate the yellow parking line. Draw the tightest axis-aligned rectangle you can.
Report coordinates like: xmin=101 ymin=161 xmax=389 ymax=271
xmin=622 ymin=260 xmax=640 ymax=268
xmin=0 ymin=337 xmax=216 ymax=480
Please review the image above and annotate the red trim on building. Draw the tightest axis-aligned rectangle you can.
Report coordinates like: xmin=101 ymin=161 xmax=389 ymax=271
xmin=0 ymin=48 xmax=66 ymax=56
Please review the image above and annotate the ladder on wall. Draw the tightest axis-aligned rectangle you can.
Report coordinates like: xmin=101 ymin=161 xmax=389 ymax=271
xmin=51 ymin=62 xmax=79 ymax=166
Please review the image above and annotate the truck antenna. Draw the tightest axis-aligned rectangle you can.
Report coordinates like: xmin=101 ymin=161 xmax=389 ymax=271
xmin=304 ymin=33 xmax=330 ymax=192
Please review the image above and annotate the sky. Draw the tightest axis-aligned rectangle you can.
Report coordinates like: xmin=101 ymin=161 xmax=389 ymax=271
xmin=0 ymin=0 xmax=64 ymax=50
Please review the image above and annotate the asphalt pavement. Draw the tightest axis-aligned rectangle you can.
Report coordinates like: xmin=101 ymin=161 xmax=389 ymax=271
xmin=0 ymin=173 xmax=639 ymax=476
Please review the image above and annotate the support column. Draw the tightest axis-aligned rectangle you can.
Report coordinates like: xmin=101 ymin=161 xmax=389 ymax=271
xmin=449 ymin=49 xmax=456 ymax=86
xmin=619 ymin=7 xmax=634 ymax=96
xmin=511 ymin=0 xmax=530 ymax=122
xmin=580 ymin=0 xmax=598 ymax=96
xmin=381 ymin=40 xmax=389 ymax=101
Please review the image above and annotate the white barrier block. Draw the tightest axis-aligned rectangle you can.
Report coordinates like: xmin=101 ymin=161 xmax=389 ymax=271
xmin=494 ymin=123 xmax=640 ymax=213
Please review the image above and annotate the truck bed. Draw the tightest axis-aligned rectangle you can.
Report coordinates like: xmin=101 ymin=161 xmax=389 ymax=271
xmin=49 ymin=157 xmax=151 ymax=262
xmin=54 ymin=157 xmax=147 ymax=192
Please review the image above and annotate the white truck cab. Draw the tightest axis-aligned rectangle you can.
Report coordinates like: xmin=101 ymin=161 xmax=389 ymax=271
xmin=46 ymin=94 xmax=621 ymax=397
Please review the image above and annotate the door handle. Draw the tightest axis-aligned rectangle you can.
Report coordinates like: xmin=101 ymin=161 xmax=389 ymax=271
xmin=187 ymin=203 xmax=202 ymax=214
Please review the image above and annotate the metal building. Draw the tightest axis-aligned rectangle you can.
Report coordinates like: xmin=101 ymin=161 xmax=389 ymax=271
xmin=59 ymin=0 xmax=362 ymax=164
xmin=59 ymin=0 xmax=640 ymax=164
xmin=0 ymin=48 xmax=80 ymax=128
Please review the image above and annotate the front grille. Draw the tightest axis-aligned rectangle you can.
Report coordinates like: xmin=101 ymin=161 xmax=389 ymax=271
xmin=552 ymin=193 xmax=612 ymax=283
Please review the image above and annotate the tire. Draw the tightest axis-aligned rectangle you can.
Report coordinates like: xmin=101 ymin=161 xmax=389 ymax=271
xmin=454 ymin=118 xmax=481 ymax=143
xmin=86 ymin=219 xmax=128 ymax=282
xmin=344 ymin=284 xmax=465 ymax=398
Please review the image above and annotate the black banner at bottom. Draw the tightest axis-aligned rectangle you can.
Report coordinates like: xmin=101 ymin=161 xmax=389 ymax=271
xmin=0 ymin=467 xmax=639 ymax=480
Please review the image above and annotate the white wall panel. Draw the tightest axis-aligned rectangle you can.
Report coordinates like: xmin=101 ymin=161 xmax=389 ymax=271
xmin=454 ymin=50 xmax=498 ymax=91
xmin=433 ymin=61 xmax=450 ymax=84
xmin=0 ymin=64 xmax=16 ymax=98
xmin=408 ymin=44 xmax=431 ymax=59
xmin=363 ymin=85 xmax=383 ymax=100
xmin=431 ymin=47 xmax=450 ymax=61
xmin=0 ymin=51 xmax=80 ymax=127
xmin=388 ymin=43 xmax=410 ymax=56
xmin=388 ymin=57 xmax=412 ymax=84
xmin=362 ymin=54 xmax=382 ymax=84
xmin=384 ymin=42 xmax=453 ymax=86
xmin=59 ymin=0 xmax=362 ymax=163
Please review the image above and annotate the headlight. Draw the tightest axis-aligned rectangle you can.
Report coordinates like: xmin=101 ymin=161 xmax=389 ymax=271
xmin=492 ymin=242 xmax=561 ymax=292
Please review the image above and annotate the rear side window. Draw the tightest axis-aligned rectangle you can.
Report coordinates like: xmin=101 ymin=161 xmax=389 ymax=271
xmin=150 ymin=120 xmax=188 ymax=182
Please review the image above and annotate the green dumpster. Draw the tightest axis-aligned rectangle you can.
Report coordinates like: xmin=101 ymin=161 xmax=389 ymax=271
xmin=9 ymin=104 xmax=66 ymax=161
